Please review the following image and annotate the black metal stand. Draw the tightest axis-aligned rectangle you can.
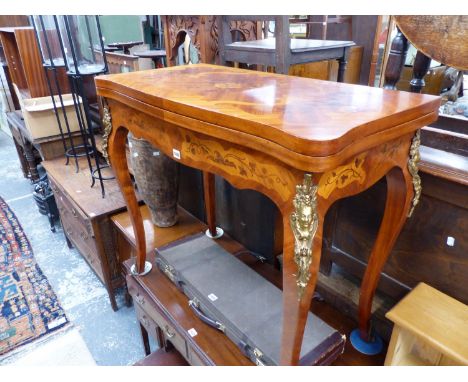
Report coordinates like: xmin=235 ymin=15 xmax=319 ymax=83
xmin=32 ymin=15 xmax=115 ymax=199
xmin=33 ymin=174 xmax=59 ymax=233
xmin=33 ymin=16 xmax=85 ymax=173
xmin=61 ymin=15 xmax=114 ymax=198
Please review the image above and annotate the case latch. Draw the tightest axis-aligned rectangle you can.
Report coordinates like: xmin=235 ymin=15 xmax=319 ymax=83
xmin=253 ymin=348 xmax=266 ymax=366
xmin=161 ymin=263 xmax=176 ymax=282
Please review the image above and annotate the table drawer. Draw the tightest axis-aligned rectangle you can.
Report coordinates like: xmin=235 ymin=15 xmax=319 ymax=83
xmin=59 ymin=201 xmax=93 ymax=244
xmin=59 ymin=202 xmax=104 ymax=281
xmin=49 ymin=177 xmax=93 ymax=236
xmin=62 ymin=217 xmax=104 ymax=281
xmin=135 ymin=303 xmax=159 ymax=338
xmin=188 ymin=346 xmax=207 ymax=366
xmin=128 ymin=278 xmax=188 ymax=361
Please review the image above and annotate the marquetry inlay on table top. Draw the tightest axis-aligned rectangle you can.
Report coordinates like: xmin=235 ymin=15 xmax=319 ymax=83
xmin=96 ymin=64 xmax=439 ymax=165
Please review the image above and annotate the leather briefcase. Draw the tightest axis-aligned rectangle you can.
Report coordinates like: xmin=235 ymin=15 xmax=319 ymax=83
xmin=155 ymin=233 xmax=345 ymax=365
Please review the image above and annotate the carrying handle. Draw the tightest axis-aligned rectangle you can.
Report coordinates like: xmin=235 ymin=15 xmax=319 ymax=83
xmin=188 ymin=299 xmax=225 ymax=333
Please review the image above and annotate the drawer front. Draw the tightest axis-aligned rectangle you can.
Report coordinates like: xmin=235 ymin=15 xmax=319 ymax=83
xmin=49 ymin=176 xmax=98 ymax=262
xmin=135 ymin=303 xmax=159 ymax=338
xmin=188 ymin=346 xmax=207 ymax=366
xmin=49 ymin=177 xmax=93 ymax=236
xmin=53 ymin=185 xmax=104 ymax=282
xmin=60 ymin=210 xmax=104 ymax=281
xmin=59 ymin=202 xmax=94 ymax=248
xmin=128 ymin=279 xmax=188 ymax=361
xmin=57 ymin=194 xmax=93 ymax=237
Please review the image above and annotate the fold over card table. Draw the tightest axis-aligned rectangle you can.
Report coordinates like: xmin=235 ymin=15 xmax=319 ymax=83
xmin=96 ymin=64 xmax=440 ymax=365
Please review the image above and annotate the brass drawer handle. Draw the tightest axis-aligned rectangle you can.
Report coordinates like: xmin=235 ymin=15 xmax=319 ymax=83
xmin=66 ymin=229 xmax=73 ymax=236
xmin=135 ymin=294 xmax=145 ymax=306
xmin=141 ymin=316 xmax=149 ymax=327
xmin=164 ymin=325 xmax=175 ymax=339
xmin=71 ymin=208 xmax=78 ymax=218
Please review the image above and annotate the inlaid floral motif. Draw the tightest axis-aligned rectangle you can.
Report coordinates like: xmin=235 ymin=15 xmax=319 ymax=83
xmin=182 ymin=133 xmax=293 ymax=201
xmin=318 ymin=153 xmax=367 ymax=199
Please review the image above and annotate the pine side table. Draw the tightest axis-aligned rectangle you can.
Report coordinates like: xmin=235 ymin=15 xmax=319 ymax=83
xmin=385 ymin=282 xmax=468 ymax=366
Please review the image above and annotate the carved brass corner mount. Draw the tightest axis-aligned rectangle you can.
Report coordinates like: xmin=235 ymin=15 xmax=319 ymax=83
xmin=289 ymin=174 xmax=319 ymax=300
xmin=102 ymin=103 xmax=113 ymax=166
xmin=407 ymin=130 xmax=421 ymax=218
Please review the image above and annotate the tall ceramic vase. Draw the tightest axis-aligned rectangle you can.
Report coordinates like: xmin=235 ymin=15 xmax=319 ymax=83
xmin=128 ymin=134 xmax=179 ymax=227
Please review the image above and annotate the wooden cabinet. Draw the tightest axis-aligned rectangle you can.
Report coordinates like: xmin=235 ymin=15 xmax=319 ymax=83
xmin=0 ymin=27 xmax=47 ymax=99
xmin=43 ymin=156 xmax=132 ymax=311
xmin=0 ymin=27 xmax=69 ymax=100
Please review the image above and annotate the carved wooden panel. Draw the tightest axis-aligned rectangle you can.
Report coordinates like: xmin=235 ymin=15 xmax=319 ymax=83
xmin=163 ymin=16 xmax=201 ymax=65
xmin=162 ymin=16 xmax=260 ymax=66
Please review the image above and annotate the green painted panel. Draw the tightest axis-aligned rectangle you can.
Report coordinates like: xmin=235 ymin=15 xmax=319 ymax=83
xmin=98 ymin=16 xmax=144 ymax=45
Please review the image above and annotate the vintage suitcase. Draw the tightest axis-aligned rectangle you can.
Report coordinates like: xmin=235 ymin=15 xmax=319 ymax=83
xmin=155 ymin=233 xmax=346 ymax=365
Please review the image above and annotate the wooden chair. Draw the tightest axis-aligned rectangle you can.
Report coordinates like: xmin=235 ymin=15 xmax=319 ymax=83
xmin=218 ymin=16 xmax=288 ymax=73
xmin=217 ymin=15 xmax=354 ymax=78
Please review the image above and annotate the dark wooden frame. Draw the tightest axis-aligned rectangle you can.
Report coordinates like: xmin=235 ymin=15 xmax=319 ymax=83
xmin=217 ymin=15 xmax=354 ymax=78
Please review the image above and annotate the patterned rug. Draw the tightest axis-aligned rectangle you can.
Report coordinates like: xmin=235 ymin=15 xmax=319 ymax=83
xmin=0 ymin=196 xmax=68 ymax=355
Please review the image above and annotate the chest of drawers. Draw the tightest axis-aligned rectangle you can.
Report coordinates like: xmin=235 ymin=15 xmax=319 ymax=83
xmin=43 ymin=156 xmax=133 ymax=310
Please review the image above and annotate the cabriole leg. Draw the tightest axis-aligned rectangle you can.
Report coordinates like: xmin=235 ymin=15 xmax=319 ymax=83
xmin=280 ymin=174 xmax=328 ymax=365
xmin=350 ymin=166 xmax=413 ymax=355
